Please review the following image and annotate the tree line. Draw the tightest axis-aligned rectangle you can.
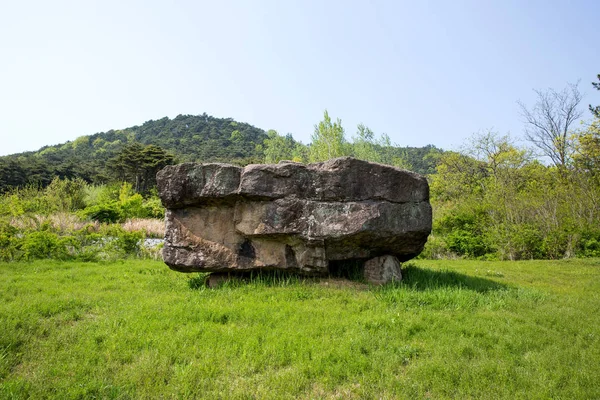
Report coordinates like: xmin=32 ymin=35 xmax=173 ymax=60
xmin=427 ymin=76 xmax=600 ymax=259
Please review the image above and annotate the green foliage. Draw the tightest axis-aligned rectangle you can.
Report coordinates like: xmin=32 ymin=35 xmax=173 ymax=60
xmin=574 ymin=118 xmax=600 ymax=180
xmin=488 ymin=223 xmax=544 ymax=260
xmin=577 ymin=229 xmax=600 ymax=257
xmin=45 ymin=176 xmax=87 ymax=212
xmin=0 ymin=114 xmax=268 ymax=193
xmin=0 ymin=185 xmax=50 ymax=217
xmin=590 ymin=73 xmax=600 ymax=118
xmin=141 ymin=191 xmax=166 ymax=218
xmin=80 ymin=203 xmax=123 ymax=223
xmin=0 ymin=222 xmax=18 ymax=261
xmin=21 ymin=230 xmax=72 ymax=261
xmin=352 ymin=124 xmax=380 ymax=162
xmin=108 ymin=142 xmax=174 ymax=193
xmin=0 ymin=220 xmax=152 ymax=262
xmin=309 ymin=110 xmax=351 ymax=162
xmin=350 ymin=125 xmax=410 ymax=167
xmin=263 ymin=130 xmax=307 ymax=163
xmin=100 ymin=225 xmax=144 ymax=257
xmin=79 ymin=182 xmax=164 ymax=223
xmin=436 ymin=208 xmax=490 ymax=258
xmin=429 ymin=131 xmax=600 ymax=260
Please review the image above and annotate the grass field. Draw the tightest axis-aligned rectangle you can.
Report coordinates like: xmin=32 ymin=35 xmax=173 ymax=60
xmin=1 ymin=258 xmax=599 ymax=399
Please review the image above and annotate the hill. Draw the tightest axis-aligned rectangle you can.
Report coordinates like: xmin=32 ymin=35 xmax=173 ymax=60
xmin=0 ymin=114 xmax=267 ymax=191
xmin=0 ymin=113 xmax=444 ymax=192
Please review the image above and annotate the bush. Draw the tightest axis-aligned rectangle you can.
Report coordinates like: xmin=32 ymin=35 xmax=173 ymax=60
xmin=418 ymin=235 xmax=455 ymax=259
xmin=21 ymin=230 xmax=72 ymax=260
xmin=488 ymin=223 xmax=544 ymax=261
xmin=434 ymin=207 xmax=493 ymax=258
xmin=80 ymin=203 xmax=123 ymax=223
xmin=141 ymin=196 xmax=165 ymax=219
xmin=0 ymin=221 xmax=19 ymax=261
xmin=100 ymin=225 xmax=144 ymax=258
xmin=45 ymin=177 xmax=87 ymax=212
xmin=576 ymin=229 xmax=600 ymax=258
xmin=79 ymin=183 xmax=165 ymax=223
xmin=445 ymin=229 xmax=489 ymax=258
xmin=540 ymin=229 xmax=572 ymax=259
xmin=0 ymin=186 xmax=49 ymax=217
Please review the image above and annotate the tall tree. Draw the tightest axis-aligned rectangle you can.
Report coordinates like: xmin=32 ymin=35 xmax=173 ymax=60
xmin=518 ymin=83 xmax=583 ymax=168
xmin=309 ymin=111 xmax=350 ymax=162
xmin=352 ymin=124 xmax=380 ymax=163
xmin=108 ymin=142 xmax=174 ymax=193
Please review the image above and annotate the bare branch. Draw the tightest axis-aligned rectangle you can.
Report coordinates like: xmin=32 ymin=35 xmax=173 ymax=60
xmin=518 ymin=82 xmax=583 ymax=167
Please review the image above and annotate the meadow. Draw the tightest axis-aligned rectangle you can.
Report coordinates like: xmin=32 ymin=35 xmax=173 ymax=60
xmin=1 ymin=258 xmax=599 ymax=399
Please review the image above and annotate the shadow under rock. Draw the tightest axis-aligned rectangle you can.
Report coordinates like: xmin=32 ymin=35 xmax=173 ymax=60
xmin=400 ymin=264 xmax=508 ymax=293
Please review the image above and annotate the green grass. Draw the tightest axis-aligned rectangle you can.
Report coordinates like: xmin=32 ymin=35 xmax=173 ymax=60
xmin=1 ymin=259 xmax=599 ymax=399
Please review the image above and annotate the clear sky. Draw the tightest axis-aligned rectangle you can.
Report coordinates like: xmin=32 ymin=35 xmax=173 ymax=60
xmin=1 ymin=0 xmax=598 ymax=156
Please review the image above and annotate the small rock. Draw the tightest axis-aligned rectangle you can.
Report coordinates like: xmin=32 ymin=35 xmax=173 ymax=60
xmin=206 ymin=273 xmax=234 ymax=288
xmin=364 ymin=255 xmax=402 ymax=285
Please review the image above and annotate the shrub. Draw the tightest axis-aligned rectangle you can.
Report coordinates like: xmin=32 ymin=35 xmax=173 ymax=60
xmin=79 ymin=183 xmax=165 ymax=223
xmin=540 ymin=229 xmax=572 ymax=259
xmin=0 ymin=186 xmax=49 ymax=217
xmin=45 ymin=177 xmax=87 ymax=212
xmin=576 ymin=229 xmax=600 ymax=257
xmin=488 ymin=223 xmax=544 ymax=260
xmin=100 ymin=225 xmax=144 ymax=258
xmin=435 ymin=207 xmax=492 ymax=258
xmin=80 ymin=203 xmax=123 ymax=223
xmin=418 ymin=235 xmax=454 ymax=259
xmin=21 ymin=230 xmax=71 ymax=260
xmin=141 ymin=196 xmax=165 ymax=219
xmin=0 ymin=221 xmax=19 ymax=261
xmin=445 ymin=229 xmax=489 ymax=258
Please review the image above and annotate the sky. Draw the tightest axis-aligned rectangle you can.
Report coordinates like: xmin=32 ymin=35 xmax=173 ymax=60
xmin=1 ymin=0 xmax=599 ymax=156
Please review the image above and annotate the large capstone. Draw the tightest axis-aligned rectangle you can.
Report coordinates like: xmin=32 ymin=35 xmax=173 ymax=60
xmin=157 ymin=157 xmax=431 ymax=280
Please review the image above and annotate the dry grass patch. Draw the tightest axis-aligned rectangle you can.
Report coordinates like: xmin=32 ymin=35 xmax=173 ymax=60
xmin=122 ymin=218 xmax=164 ymax=238
xmin=9 ymin=213 xmax=99 ymax=232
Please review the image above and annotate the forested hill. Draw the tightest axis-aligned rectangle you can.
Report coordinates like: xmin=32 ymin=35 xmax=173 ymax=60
xmin=0 ymin=114 xmax=268 ymax=190
xmin=124 ymin=114 xmax=267 ymax=162
xmin=0 ymin=112 xmax=444 ymax=193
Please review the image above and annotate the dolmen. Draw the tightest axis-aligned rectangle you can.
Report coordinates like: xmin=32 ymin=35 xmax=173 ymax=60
xmin=156 ymin=157 xmax=431 ymax=285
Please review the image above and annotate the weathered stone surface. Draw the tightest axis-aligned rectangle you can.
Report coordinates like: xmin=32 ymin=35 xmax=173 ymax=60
xmin=157 ymin=157 xmax=431 ymax=276
xmin=158 ymin=163 xmax=241 ymax=208
xmin=364 ymin=255 xmax=402 ymax=285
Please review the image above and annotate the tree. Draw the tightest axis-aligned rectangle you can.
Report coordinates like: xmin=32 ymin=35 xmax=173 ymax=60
xmin=108 ymin=142 xmax=174 ymax=193
xmin=467 ymin=130 xmax=530 ymax=180
xmin=574 ymin=118 xmax=600 ymax=178
xmin=309 ymin=111 xmax=350 ymax=162
xmin=518 ymin=83 xmax=583 ymax=168
xmin=263 ymin=130 xmax=305 ymax=163
xmin=352 ymin=124 xmax=380 ymax=163
xmin=590 ymin=74 xmax=600 ymax=118
xmin=140 ymin=144 xmax=175 ymax=191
